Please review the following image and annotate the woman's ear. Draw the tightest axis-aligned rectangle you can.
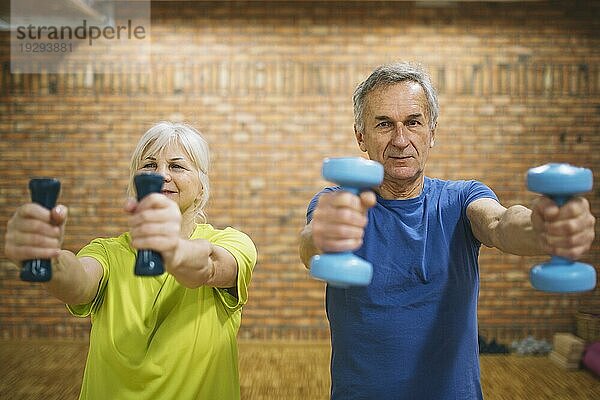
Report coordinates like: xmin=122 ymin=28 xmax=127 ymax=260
xmin=194 ymin=185 xmax=204 ymax=206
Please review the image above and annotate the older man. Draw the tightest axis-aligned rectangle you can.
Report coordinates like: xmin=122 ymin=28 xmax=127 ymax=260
xmin=299 ymin=62 xmax=595 ymax=399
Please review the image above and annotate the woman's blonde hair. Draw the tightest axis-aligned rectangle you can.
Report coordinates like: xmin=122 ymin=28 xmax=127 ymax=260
xmin=128 ymin=121 xmax=210 ymax=223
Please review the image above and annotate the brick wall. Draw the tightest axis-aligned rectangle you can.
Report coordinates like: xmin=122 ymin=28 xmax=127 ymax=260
xmin=0 ymin=1 xmax=598 ymax=342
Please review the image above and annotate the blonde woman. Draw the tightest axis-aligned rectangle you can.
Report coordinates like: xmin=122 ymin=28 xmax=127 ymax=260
xmin=5 ymin=121 xmax=257 ymax=399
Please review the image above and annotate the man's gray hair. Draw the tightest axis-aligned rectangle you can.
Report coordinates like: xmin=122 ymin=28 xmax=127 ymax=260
xmin=353 ymin=62 xmax=439 ymax=133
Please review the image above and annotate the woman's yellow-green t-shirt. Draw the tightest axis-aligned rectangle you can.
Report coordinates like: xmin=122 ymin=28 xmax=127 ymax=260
xmin=68 ymin=224 xmax=257 ymax=400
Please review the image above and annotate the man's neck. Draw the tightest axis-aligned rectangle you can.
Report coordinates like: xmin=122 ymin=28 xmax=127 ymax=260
xmin=376 ymin=175 xmax=425 ymax=200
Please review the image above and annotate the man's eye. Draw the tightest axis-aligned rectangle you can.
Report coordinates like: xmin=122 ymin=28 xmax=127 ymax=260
xmin=376 ymin=121 xmax=392 ymax=128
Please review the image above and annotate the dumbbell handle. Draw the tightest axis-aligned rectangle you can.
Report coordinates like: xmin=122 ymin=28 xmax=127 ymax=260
xmin=20 ymin=178 xmax=61 ymax=282
xmin=547 ymin=194 xmax=572 ymax=265
xmin=340 ymin=186 xmax=360 ymax=196
xmin=133 ymin=173 xmax=165 ymax=276
xmin=550 ymin=195 xmax=570 ymax=207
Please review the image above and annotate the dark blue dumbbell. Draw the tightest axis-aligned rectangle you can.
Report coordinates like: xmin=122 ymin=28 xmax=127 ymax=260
xmin=310 ymin=157 xmax=384 ymax=287
xmin=527 ymin=163 xmax=596 ymax=292
xmin=133 ymin=173 xmax=165 ymax=276
xmin=20 ymin=178 xmax=61 ymax=282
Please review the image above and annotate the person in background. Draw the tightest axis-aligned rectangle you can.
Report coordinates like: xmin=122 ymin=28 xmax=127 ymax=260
xmin=5 ymin=121 xmax=257 ymax=399
xmin=299 ymin=62 xmax=595 ymax=399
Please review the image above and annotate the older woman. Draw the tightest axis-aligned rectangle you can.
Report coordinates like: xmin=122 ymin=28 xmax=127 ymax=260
xmin=4 ymin=121 xmax=257 ymax=399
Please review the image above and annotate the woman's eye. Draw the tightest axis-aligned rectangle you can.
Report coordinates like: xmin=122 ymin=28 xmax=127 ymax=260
xmin=171 ymin=164 xmax=184 ymax=169
xmin=142 ymin=162 xmax=156 ymax=169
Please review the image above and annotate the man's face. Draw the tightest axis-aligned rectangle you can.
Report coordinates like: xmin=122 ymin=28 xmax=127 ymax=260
xmin=355 ymin=81 xmax=435 ymax=184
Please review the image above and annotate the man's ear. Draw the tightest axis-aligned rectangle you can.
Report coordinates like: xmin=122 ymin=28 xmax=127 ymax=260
xmin=355 ymin=125 xmax=367 ymax=152
xmin=429 ymin=126 xmax=436 ymax=148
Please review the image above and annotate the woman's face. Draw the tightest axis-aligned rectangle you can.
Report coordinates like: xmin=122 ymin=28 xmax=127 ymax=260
xmin=137 ymin=142 xmax=202 ymax=215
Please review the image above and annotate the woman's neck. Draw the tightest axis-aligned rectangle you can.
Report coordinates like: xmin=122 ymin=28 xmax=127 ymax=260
xmin=180 ymin=209 xmax=198 ymax=238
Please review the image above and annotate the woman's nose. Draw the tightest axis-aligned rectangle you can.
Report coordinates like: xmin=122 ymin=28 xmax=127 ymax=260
xmin=156 ymin=165 xmax=172 ymax=182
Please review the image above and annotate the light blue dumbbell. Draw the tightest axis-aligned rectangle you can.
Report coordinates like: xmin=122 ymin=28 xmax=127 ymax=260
xmin=527 ymin=163 xmax=596 ymax=292
xmin=310 ymin=157 xmax=384 ymax=288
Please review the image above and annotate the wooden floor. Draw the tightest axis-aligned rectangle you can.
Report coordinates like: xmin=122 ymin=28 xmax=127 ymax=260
xmin=0 ymin=339 xmax=598 ymax=399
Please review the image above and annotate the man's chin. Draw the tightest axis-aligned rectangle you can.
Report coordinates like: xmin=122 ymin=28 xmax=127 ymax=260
xmin=386 ymin=166 xmax=419 ymax=180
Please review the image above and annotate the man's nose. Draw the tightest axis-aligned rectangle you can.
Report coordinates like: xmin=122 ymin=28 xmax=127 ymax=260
xmin=391 ymin=123 xmax=410 ymax=147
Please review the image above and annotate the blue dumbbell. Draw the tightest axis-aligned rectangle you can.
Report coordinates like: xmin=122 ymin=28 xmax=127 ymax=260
xmin=310 ymin=157 xmax=384 ymax=287
xmin=527 ymin=163 xmax=596 ymax=292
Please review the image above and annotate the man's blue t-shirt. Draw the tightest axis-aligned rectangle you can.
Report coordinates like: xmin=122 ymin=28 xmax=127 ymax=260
xmin=306 ymin=177 xmax=498 ymax=400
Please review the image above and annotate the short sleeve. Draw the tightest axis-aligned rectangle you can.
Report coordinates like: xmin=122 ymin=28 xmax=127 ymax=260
xmin=464 ymin=180 xmax=498 ymax=208
xmin=66 ymin=239 xmax=110 ymax=318
xmin=204 ymin=227 xmax=257 ymax=312
xmin=306 ymin=186 xmax=340 ymax=224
